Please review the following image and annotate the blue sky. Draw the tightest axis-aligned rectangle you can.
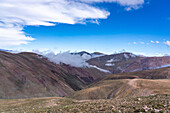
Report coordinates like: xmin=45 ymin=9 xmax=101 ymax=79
xmin=0 ymin=0 xmax=170 ymax=56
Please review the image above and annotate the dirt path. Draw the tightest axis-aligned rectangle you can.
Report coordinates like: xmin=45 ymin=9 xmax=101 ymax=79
xmin=128 ymin=79 xmax=139 ymax=88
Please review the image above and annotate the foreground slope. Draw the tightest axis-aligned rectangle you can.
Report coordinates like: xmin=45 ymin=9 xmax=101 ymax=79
xmin=0 ymin=51 xmax=106 ymax=99
xmin=0 ymin=94 xmax=169 ymax=113
xmin=72 ymin=67 xmax=170 ymax=100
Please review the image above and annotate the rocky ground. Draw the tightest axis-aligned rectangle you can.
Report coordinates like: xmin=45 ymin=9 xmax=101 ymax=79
xmin=0 ymin=94 xmax=169 ymax=113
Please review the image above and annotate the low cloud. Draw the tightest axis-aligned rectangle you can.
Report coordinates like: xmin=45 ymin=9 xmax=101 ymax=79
xmin=41 ymin=51 xmax=89 ymax=67
xmin=0 ymin=0 xmax=145 ymax=46
xmin=35 ymin=51 xmax=110 ymax=73
xmin=34 ymin=50 xmax=101 ymax=67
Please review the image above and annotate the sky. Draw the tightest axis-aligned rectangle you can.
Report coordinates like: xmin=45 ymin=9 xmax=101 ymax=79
xmin=0 ymin=0 xmax=170 ymax=56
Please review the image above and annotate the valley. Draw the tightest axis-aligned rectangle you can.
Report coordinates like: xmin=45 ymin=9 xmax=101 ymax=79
xmin=0 ymin=50 xmax=169 ymax=112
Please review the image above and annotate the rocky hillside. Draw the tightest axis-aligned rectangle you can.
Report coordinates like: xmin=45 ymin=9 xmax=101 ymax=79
xmin=0 ymin=51 xmax=106 ymax=99
xmin=88 ymin=52 xmax=170 ymax=73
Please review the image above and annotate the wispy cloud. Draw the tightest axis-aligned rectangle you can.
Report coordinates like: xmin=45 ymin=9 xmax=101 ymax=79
xmin=131 ymin=40 xmax=162 ymax=45
xmin=0 ymin=0 xmax=145 ymax=46
xmin=79 ymin=0 xmax=144 ymax=10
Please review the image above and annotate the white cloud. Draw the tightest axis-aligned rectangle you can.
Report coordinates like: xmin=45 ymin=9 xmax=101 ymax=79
xmin=156 ymin=41 xmax=159 ymax=44
xmin=0 ymin=27 xmax=34 ymax=46
xmin=151 ymin=40 xmax=160 ymax=44
xmin=0 ymin=0 xmax=145 ymax=46
xmin=151 ymin=40 xmax=154 ymax=43
xmin=163 ymin=41 xmax=170 ymax=46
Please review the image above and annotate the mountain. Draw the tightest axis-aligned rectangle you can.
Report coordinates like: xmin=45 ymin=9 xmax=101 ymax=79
xmin=0 ymin=51 xmax=107 ymax=99
xmin=111 ymin=66 xmax=170 ymax=79
xmin=0 ymin=51 xmax=169 ymax=99
xmin=92 ymin=52 xmax=105 ymax=55
xmin=71 ymin=67 xmax=170 ymax=100
xmin=72 ymin=51 xmax=105 ymax=57
xmin=87 ymin=52 xmax=170 ymax=74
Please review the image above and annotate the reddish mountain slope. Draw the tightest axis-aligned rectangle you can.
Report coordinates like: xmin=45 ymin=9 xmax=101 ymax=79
xmin=0 ymin=51 xmax=106 ymax=99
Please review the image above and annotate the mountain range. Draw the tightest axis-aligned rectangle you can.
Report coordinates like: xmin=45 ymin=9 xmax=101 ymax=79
xmin=0 ymin=50 xmax=169 ymax=99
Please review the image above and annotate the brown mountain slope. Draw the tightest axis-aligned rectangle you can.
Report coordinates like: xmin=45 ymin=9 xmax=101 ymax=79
xmin=71 ymin=67 xmax=170 ymax=100
xmin=88 ymin=52 xmax=170 ymax=73
xmin=72 ymin=79 xmax=170 ymax=100
xmin=0 ymin=51 xmax=106 ymax=99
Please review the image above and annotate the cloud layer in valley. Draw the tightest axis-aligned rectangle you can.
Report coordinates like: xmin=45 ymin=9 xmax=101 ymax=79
xmin=0 ymin=0 xmax=145 ymax=46
xmin=36 ymin=51 xmax=111 ymax=73
xmin=41 ymin=51 xmax=90 ymax=68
